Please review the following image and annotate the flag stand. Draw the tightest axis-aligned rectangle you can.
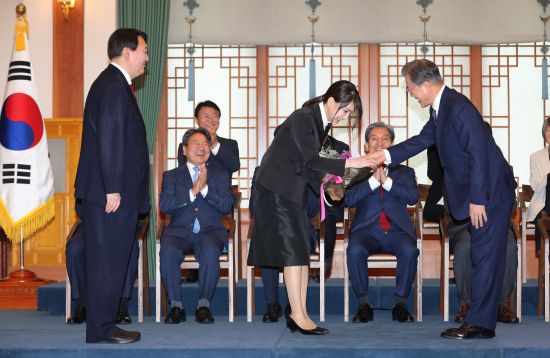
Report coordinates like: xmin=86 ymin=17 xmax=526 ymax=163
xmin=0 ymin=228 xmax=53 ymax=309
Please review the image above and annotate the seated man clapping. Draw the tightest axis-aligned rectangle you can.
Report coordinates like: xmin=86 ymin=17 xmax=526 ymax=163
xmin=159 ymin=128 xmax=234 ymax=324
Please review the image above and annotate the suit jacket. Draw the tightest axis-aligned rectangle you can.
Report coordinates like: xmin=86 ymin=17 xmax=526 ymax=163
xmin=388 ymin=86 xmax=516 ymax=220
xmin=159 ymin=160 xmax=234 ymax=245
xmin=255 ymin=104 xmax=345 ymax=206
xmin=178 ymin=136 xmax=240 ymax=176
xmin=526 ymin=147 xmax=550 ymax=222
xmin=75 ymin=64 xmax=150 ymax=213
xmin=344 ymin=164 xmax=419 ymax=239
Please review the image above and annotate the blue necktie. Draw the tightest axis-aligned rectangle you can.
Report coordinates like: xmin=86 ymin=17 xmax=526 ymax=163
xmin=192 ymin=166 xmax=200 ymax=233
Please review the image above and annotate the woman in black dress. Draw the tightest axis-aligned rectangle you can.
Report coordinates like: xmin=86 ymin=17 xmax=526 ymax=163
xmin=248 ymin=81 xmax=370 ymax=334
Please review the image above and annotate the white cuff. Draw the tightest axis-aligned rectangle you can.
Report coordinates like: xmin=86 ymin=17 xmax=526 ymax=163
xmin=382 ymin=177 xmax=393 ymax=191
xmin=383 ymin=149 xmax=392 ymax=165
xmin=368 ymin=176 xmax=381 ymax=191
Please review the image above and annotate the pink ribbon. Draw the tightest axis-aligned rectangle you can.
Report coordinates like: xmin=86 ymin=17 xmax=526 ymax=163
xmin=320 ymin=175 xmax=343 ymax=222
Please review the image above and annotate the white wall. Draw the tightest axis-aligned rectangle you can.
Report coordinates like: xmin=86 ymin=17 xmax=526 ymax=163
xmin=0 ymin=0 xmax=52 ymax=118
xmin=84 ymin=0 xmax=117 ymax=100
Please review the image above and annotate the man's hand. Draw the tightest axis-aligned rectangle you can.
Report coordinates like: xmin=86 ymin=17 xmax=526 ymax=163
xmin=105 ymin=193 xmax=121 ymax=213
xmin=346 ymin=151 xmax=385 ymax=169
xmin=366 ymin=150 xmax=387 ymax=169
xmin=379 ymin=165 xmax=387 ymax=184
xmin=192 ymin=166 xmax=208 ymax=196
xmin=469 ymin=203 xmax=487 ymax=229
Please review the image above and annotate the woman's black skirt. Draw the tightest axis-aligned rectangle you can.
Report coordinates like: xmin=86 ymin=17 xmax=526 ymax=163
xmin=247 ymin=183 xmax=310 ymax=267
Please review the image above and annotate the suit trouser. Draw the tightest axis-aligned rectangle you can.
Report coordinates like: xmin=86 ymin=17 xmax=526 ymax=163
xmin=160 ymin=232 xmax=223 ymax=304
xmin=465 ymin=197 xmax=514 ymax=330
xmin=347 ymin=224 xmax=419 ymax=300
xmin=66 ymin=226 xmax=139 ymax=304
xmin=450 ymin=222 xmax=517 ymax=306
xmin=82 ymin=200 xmax=138 ymax=343
xmin=261 ymin=267 xmax=281 ymax=305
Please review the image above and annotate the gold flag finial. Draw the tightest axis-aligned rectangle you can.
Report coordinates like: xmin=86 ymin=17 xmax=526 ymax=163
xmin=15 ymin=3 xmax=29 ymax=51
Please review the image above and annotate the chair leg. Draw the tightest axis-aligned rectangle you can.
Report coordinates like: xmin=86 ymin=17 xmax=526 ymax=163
xmin=155 ymin=243 xmax=161 ymax=323
xmin=539 ymin=238 xmax=545 ymax=317
xmin=443 ymin=242 xmax=449 ymax=322
xmin=545 ymin=237 xmax=549 ymax=322
xmin=416 ymin=242 xmax=423 ymax=322
xmin=65 ymin=270 xmax=71 ymax=321
xmin=228 ymin=242 xmax=235 ymax=323
xmin=138 ymin=240 xmax=143 ymax=323
xmin=343 ymin=241 xmax=349 ymax=322
xmin=521 ymin=220 xmax=527 ymax=283
xmin=142 ymin=238 xmax=150 ymax=317
xmin=246 ymin=265 xmax=254 ymax=322
xmin=516 ymin=240 xmax=522 ymax=322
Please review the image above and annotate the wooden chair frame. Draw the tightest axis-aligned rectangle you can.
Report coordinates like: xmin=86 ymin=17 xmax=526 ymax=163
xmin=154 ymin=214 xmax=236 ymax=322
xmin=343 ymin=207 xmax=423 ymax=322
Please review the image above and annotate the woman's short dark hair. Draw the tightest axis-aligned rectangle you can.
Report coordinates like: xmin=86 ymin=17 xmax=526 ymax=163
xmin=364 ymin=121 xmax=395 ymax=142
xmin=194 ymin=100 xmax=221 ymax=118
xmin=107 ymin=28 xmax=148 ymax=60
xmin=181 ymin=128 xmax=212 ymax=147
xmin=401 ymin=59 xmax=444 ymax=87
xmin=542 ymin=116 xmax=550 ymax=141
xmin=302 ymin=80 xmax=363 ymax=124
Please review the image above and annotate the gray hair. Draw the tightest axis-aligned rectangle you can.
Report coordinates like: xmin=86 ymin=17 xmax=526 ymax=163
xmin=401 ymin=59 xmax=444 ymax=86
xmin=364 ymin=121 xmax=395 ymax=142
xmin=181 ymin=127 xmax=212 ymax=147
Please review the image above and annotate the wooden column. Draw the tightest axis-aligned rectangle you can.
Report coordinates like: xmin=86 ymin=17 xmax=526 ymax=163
xmin=256 ymin=46 xmax=269 ymax=160
xmin=358 ymin=44 xmax=380 ymax=148
xmin=53 ymin=0 xmax=84 ymax=117
xmin=470 ymin=45 xmax=483 ymax=113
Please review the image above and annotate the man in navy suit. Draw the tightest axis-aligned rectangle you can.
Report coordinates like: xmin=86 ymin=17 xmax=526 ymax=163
xmin=345 ymin=122 xmax=419 ymax=323
xmin=366 ymin=59 xmax=516 ymax=339
xmin=74 ymin=28 xmax=150 ymax=344
xmin=160 ymin=128 xmax=234 ymax=324
xmin=177 ymin=100 xmax=240 ymax=283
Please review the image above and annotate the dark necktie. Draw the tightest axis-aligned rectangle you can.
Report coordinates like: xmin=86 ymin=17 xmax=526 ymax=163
xmin=321 ymin=122 xmax=331 ymax=149
xmin=379 ymin=186 xmax=392 ymax=232
xmin=130 ymin=83 xmax=136 ymax=97
xmin=430 ymin=106 xmax=437 ymax=125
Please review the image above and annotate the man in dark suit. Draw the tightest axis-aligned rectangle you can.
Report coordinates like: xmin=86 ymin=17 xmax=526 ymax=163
xmin=366 ymin=59 xmax=516 ymax=339
xmin=74 ymin=28 xmax=150 ymax=344
xmin=160 ymin=128 xmax=234 ymax=324
xmin=345 ymin=122 xmax=419 ymax=323
xmin=177 ymin=100 xmax=240 ymax=283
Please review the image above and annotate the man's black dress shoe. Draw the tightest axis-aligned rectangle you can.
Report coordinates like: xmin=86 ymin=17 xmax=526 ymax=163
xmin=352 ymin=303 xmax=374 ymax=323
xmin=101 ymin=327 xmax=140 ymax=344
xmin=115 ymin=307 xmax=132 ymax=325
xmin=263 ymin=303 xmax=282 ymax=323
xmin=391 ymin=302 xmax=414 ymax=322
xmin=497 ymin=303 xmax=519 ymax=324
xmin=185 ymin=269 xmax=198 ymax=283
xmin=195 ymin=306 xmax=214 ymax=324
xmin=164 ymin=307 xmax=186 ymax=324
xmin=286 ymin=316 xmax=329 ymax=335
xmin=441 ymin=323 xmax=495 ymax=339
xmin=454 ymin=303 xmax=471 ymax=323
xmin=67 ymin=307 xmax=86 ymax=324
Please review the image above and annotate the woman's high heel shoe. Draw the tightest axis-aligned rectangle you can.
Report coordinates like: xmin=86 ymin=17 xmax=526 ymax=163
xmin=286 ymin=316 xmax=329 ymax=335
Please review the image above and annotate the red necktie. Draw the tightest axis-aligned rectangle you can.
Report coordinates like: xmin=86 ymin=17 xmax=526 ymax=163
xmin=379 ymin=186 xmax=392 ymax=232
xmin=130 ymin=84 xmax=136 ymax=97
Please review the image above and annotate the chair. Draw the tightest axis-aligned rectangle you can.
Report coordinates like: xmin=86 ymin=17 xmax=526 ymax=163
xmin=439 ymin=215 xmax=522 ymax=322
xmin=231 ymin=185 xmax=242 ymax=283
xmin=66 ymin=217 xmax=150 ymax=323
xmin=537 ymin=212 xmax=550 ymax=321
xmin=343 ymin=207 xmax=423 ymax=322
xmin=246 ymin=215 xmax=326 ymax=322
xmin=155 ymin=214 xmax=236 ymax=322
xmin=519 ymin=184 xmax=535 ymax=283
xmin=416 ymin=183 xmax=441 ymax=239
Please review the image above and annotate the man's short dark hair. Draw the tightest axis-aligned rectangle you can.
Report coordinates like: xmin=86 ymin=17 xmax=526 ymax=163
xmin=194 ymin=100 xmax=221 ymax=119
xmin=181 ymin=127 xmax=212 ymax=147
xmin=107 ymin=28 xmax=148 ymax=60
xmin=543 ymin=117 xmax=550 ymax=141
xmin=401 ymin=59 xmax=444 ymax=87
xmin=364 ymin=121 xmax=395 ymax=142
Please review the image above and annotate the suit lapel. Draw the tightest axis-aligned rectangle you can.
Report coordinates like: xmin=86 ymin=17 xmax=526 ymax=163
xmin=435 ymin=87 xmax=451 ymax=150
